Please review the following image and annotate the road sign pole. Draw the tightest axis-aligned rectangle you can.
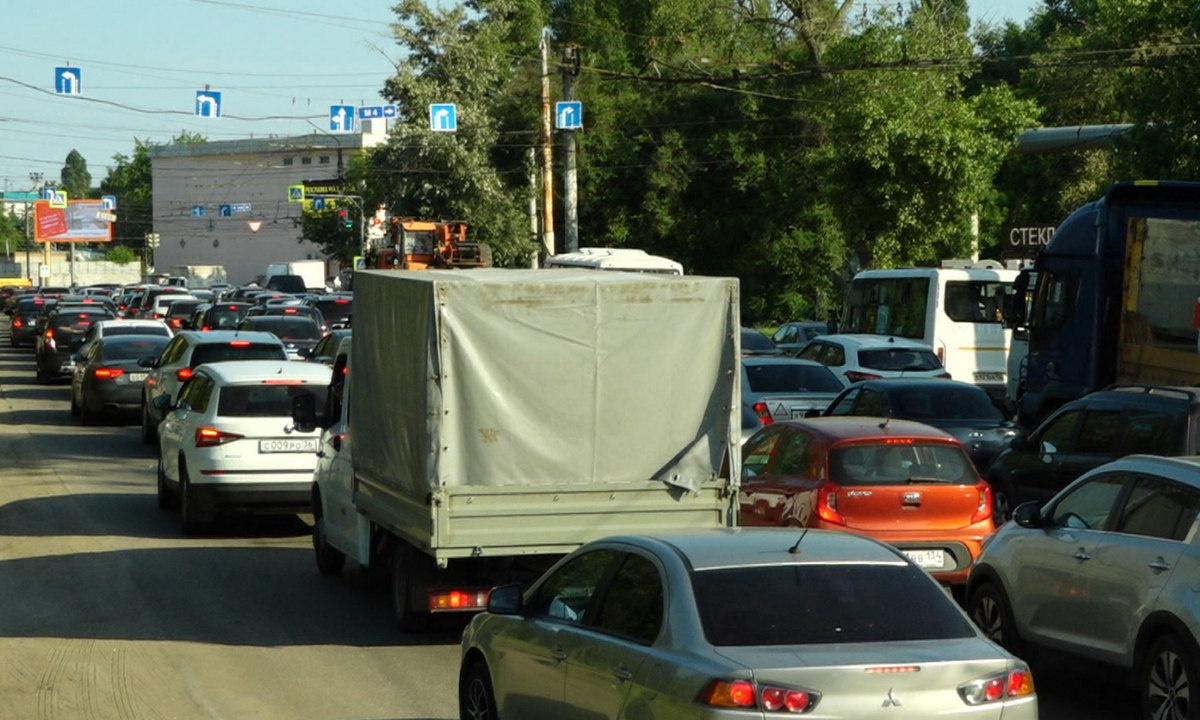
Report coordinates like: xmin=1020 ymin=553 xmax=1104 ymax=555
xmin=561 ymin=46 xmax=580 ymax=254
xmin=539 ymin=29 xmax=556 ymax=259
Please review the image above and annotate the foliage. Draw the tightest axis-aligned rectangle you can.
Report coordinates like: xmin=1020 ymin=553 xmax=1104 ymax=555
xmin=101 ymin=133 xmax=206 ymax=249
xmin=105 ymin=245 xmax=137 ymax=265
xmin=0 ymin=207 xmax=24 ymax=253
xmin=60 ymin=150 xmax=92 ymax=200
xmin=294 ymin=205 xmax=362 ymax=268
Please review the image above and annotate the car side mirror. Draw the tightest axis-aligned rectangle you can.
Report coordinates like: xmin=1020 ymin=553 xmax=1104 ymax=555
xmin=151 ymin=394 xmax=173 ymax=412
xmin=1012 ymin=501 xmax=1044 ymax=529
xmin=292 ymin=393 xmax=319 ymax=433
xmin=486 ymin=583 xmax=523 ymax=615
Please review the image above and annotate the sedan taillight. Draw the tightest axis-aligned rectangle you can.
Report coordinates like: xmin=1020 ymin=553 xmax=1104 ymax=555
xmin=176 ymin=367 xmax=193 ymax=381
xmin=958 ymin=665 xmax=1035 ymax=705
xmin=194 ymin=427 xmax=244 ymax=448
xmin=815 ymin=480 xmax=845 ymax=525
xmin=699 ymin=679 xmax=819 ymax=713
xmin=970 ymin=479 xmax=993 ymax=524
xmin=93 ymin=367 xmax=125 ymax=380
xmin=752 ymin=401 xmax=773 ymax=425
xmin=844 ymin=370 xmax=882 ymax=384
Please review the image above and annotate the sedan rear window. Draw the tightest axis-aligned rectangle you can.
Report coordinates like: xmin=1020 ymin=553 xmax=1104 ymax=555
xmin=745 ymin=364 xmax=843 ymax=393
xmin=245 ymin=318 xmax=322 ymax=340
xmin=104 ymin=325 xmax=171 ymax=338
xmin=190 ymin=343 xmax=287 ymax=366
xmin=692 ymin=564 xmax=974 ymax=646
xmin=101 ymin=338 xmax=171 ymax=362
xmin=859 ymin=348 xmax=941 ymax=371
xmin=830 ymin=443 xmax=976 ymax=486
xmin=218 ymin=384 xmax=328 ymax=417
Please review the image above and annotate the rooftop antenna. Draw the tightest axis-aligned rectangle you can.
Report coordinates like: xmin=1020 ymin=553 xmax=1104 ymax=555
xmin=788 ymin=527 xmax=810 ymax=555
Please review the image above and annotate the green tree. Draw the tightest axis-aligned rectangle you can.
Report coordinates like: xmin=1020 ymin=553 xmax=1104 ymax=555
xmin=60 ymin=149 xmax=92 ymax=199
xmin=295 ymin=205 xmax=362 ymax=268
xmin=101 ymin=133 xmax=206 ymax=250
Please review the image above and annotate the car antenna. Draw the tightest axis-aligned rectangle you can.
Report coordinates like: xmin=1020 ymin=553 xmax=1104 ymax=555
xmin=788 ymin=527 xmax=809 ymax=555
xmin=878 ymin=410 xmax=891 ymax=430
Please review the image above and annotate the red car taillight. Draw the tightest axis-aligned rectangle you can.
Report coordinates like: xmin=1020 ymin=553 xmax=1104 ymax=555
xmin=970 ymin=479 xmax=994 ymax=524
xmin=752 ymin=401 xmax=773 ymax=425
xmin=816 ymin=481 xmax=845 ymax=525
xmin=428 ymin=589 xmax=490 ymax=612
xmin=194 ymin=427 xmax=244 ymax=447
xmin=93 ymin=367 xmax=125 ymax=380
xmin=176 ymin=367 xmax=193 ymax=381
xmin=699 ymin=679 xmax=818 ymax=713
xmin=170 ymin=318 xmax=183 ymax=328
xmin=844 ymin=370 xmax=882 ymax=384
xmin=12 ymin=317 xmax=23 ymax=328
xmin=958 ymin=666 xmax=1035 ymax=705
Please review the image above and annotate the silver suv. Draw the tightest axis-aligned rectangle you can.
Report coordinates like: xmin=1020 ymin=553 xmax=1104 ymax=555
xmin=967 ymin=454 xmax=1200 ymax=720
xmin=139 ymin=330 xmax=288 ymax=443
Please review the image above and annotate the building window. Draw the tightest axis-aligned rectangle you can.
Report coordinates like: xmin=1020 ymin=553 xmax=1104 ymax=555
xmin=301 ymin=157 xmax=313 ymax=165
xmin=319 ymin=156 xmax=331 ymax=165
xmin=282 ymin=157 xmax=294 ymax=166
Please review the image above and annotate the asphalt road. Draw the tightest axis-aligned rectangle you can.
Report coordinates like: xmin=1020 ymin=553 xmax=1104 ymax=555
xmin=0 ymin=321 xmax=1140 ymax=719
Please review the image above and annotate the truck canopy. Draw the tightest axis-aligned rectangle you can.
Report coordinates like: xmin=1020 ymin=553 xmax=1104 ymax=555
xmin=352 ymin=269 xmax=740 ymax=497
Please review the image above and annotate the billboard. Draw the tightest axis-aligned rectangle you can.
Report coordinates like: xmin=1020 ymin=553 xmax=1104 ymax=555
xmin=33 ymin=199 xmax=113 ymax=243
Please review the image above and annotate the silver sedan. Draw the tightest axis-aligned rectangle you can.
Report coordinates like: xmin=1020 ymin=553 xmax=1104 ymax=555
xmin=460 ymin=528 xmax=1037 ymax=719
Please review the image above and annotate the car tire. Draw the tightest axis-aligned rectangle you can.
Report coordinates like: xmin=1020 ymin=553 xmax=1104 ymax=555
xmin=79 ymin=398 xmax=96 ymax=425
xmin=179 ymin=459 xmax=207 ymax=535
xmin=156 ymin=457 xmax=176 ymax=510
xmin=1141 ymin=634 xmax=1200 ymax=720
xmin=313 ymin=516 xmax=346 ymax=577
xmin=968 ymin=581 xmax=1023 ymax=655
xmin=35 ymin=362 xmax=50 ymax=384
xmin=141 ymin=401 xmax=156 ymax=445
xmin=392 ymin=542 xmax=431 ymax=633
xmin=989 ymin=473 xmax=1017 ymax=524
xmin=459 ymin=660 xmax=498 ymax=720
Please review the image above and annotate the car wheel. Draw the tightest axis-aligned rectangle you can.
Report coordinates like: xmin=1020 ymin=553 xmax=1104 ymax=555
xmin=392 ymin=542 xmax=431 ymax=633
xmin=179 ymin=459 xmax=207 ymax=535
xmin=1141 ymin=634 xmax=1200 ymax=720
xmin=35 ymin=362 xmax=50 ymax=384
xmin=459 ymin=660 xmax=498 ymax=720
xmin=968 ymin=581 xmax=1023 ymax=654
xmin=313 ymin=516 xmax=346 ymax=576
xmin=156 ymin=457 xmax=176 ymax=510
xmin=141 ymin=401 xmax=156 ymax=445
xmin=990 ymin=474 xmax=1017 ymax=524
xmin=79 ymin=396 xmax=97 ymax=425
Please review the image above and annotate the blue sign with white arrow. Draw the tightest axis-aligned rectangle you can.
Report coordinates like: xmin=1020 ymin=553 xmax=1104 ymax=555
xmin=219 ymin=204 xmax=232 ymax=218
xmin=101 ymin=195 xmax=117 ymax=211
xmin=556 ymin=101 xmax=583 ymax=130
xmin=191 ymin=205 xmax=206 ymax=217
xmin=195 ymin=90 xmax=222 ymax=118
xmin=359 ymin=105 xmax=398 ymax=120
xmin=311 ymin=197 xmax=326 ymax=211
xmin=55 ymin=67 xmax=81 ymax=95
xmin=430 ymin=103 xmax=457 ymax=133
xmin=330 ymin=105 xmax=355 ymax=133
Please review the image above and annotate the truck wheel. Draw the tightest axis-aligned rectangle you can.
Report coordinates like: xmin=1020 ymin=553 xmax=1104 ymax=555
xmin=313 ymin=517 xmax=345 ymax=576
xmin=1141 ymin=634 xmax=1200 ymax=720
xmin=392 ymin=543 xmax=431 ymax=633
xmin=459 ymin=660 xmax=498 ymax=720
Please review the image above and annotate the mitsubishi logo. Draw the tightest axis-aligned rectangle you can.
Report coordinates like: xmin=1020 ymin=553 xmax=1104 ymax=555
xmin=882 ymin=688 xmax=903 ymax=707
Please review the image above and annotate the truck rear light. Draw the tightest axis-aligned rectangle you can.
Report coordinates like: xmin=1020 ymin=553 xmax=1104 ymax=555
xmin=958 ymin=665 xmax=1035 ymax=705
xmin=970 ymin=480 xmax=993 ymax=524
xmin=816 ymin=481 xmax=845 ymax=525
xmin=428 ymin=589 xmax=490 ymax=612
xmin=698 ymin=679 xmax=818 ymax=713
xmin=176 ymin=367 xmax=193 ymax=381
xmin=195 ymin=427 xmax=244 ymax=447
xmin=93 ymin=367 xmax=125 ymax=379
xmin=752 ymin=401 xmax=774 ymax=425
xmin=844 ymin=370 xmax=881 ymax=384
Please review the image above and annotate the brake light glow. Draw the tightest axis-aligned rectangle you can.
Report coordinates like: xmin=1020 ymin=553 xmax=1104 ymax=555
xmin=428 ymin=589 xmax=490 ymax=612
xmin=752 ymin=401 xmax=773 ymax=425
xmin=230 ymin=341 xmax=251 ymax=347
xmin=93 ymin=367 xmax=125 ymax=379
xmin=176 ymin=367 xmax=193 ymax=381
xmin=334 ymin=299 xmax=350 ymax=304
xmin=194 ymin=427 xmax=244 ymax=448
xmin=699 ymin=679 xmax=818 ymax=713
xmin=844 ymin=370 xmax=882 ymax=384
xmin=970 ymin=479 xmax=994 ymax=524
xmin=816 ymin=481 xmax=845 ymax=525
xmin=958 ymin=666 xmax=1035 ymax=705
xmin=881 ymin=438 xmax=915 ymax=444
xmin=262 ymin=379 xmax=303 ymax=385
xmin=12 ymin=318 xmax=22 ymax=328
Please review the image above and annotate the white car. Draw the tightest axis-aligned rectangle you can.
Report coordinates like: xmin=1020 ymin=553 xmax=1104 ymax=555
xmin=795 ymin=333 xmax=951 ymax=387
xmin=155 ymin=359 xmax=332 ymax=534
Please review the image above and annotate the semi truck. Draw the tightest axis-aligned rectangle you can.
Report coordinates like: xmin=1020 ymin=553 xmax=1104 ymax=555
xmin=294 ymin=268 xmax=741 ymax=630
xmin=1009 ymin=180 xmax=1200 ymax=425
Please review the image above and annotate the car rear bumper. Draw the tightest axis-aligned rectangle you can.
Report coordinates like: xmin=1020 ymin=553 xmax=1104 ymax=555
xmin=188 ymin=474 xmax=311 ymax=514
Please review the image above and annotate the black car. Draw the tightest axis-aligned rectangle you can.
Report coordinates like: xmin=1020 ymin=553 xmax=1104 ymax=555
xmin=35 ymin=306 xmax=116 ymax=382
xmin=740 ymin=327 xmax=783 ymax=356
xmin=71 ymin=334 xmax=172 ymax=423
xmin=235 ymin=315 xmax=323 ymax=359
xmin=9 ymin=295 xmax=53 ymax=347
xmin=985 ymin=385 xmax=1200 ymax=519
xmin=307 ymin=293 xmax=353 ymax=329
xmin=245 ymin=303 xmax=327 ymax=332
xmin=191 ymin=302 xmax=253 ymax=331
xmin=823 ymin=378 xmax=1019 ymax=471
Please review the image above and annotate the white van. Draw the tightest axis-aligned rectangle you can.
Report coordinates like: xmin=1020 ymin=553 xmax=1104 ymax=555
xmin=839 ymin=262 xmax=1018 ymax=405
xmin=543 ymin=247 xmax=683 ymax=275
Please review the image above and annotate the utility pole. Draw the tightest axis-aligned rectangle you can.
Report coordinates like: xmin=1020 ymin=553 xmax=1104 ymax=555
xmin=539 ymin=29 xmax=556 ymax=260
xmin=28 ymin=172 xmax=42 ymax=286
xmin=561 ymin=45 xmax=580 ymax=254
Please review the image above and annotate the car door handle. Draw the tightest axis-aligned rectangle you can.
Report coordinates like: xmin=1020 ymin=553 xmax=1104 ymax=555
xmin=612 ymin=664 xmax=633 ymax=683
xmin=551 ymin=646 xmax=567 ymax=664
xmin=1149 ymin=558 xmax=1173 ymax=572
xmin=1073 ymin=549 xmax=1092 ymax=562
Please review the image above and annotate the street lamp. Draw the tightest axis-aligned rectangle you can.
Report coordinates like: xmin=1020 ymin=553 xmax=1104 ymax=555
xmin=26 ymin=172 xmax=43 ymax=284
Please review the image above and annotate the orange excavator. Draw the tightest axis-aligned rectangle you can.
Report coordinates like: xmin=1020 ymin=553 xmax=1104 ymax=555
xmin=375 ymin=218 xmax=492 ymax=270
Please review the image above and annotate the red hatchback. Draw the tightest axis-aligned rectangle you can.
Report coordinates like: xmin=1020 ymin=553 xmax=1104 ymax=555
xmin=739 ymin=416 xmax=995 ymax=587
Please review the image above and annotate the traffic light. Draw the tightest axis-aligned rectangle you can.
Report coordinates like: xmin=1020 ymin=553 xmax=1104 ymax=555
xmin=337 ymin=207 xmax=352 ymax=229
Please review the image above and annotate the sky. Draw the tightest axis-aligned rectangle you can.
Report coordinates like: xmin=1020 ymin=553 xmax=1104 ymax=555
xmin=0 ymin=0 xmax=1040 ymax=196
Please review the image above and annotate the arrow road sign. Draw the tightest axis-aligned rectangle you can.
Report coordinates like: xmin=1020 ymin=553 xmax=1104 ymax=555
xmin=311 ymin=196 xmax=326 ymax=211
xmin=219 ymin=204 xmax=232 ymax=218
xmin=556 ymin=101 xmax=583 ymax=130
xmin=330 ymin=105 xmax=355 ymax=133
xmin=430 ymin=103 xmax=457 ymax=132
xmin=191 ymin=205 xmax=206 ymax=217
xmin=358 ymin=105 xmax=398 ymax=120
xmin=55 ymin=67 xmax=81 ymax=95
xmin=231 ymin=203 xmax=251 ymax=213
xmin=195 ymin=90 xmax=222 ymax=118
xmin=101 ymin=195 xmax=117 ymax=211
xmin=287 ymin=185 xmax=305 ymax=203
xmin=46 ymin=188 xmax=68 ymax=208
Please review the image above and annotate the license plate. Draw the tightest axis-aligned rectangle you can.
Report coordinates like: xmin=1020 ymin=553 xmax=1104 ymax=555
xmin=128 ymin=372 xmax=148 ymax=383
xmin=259 ymin=438 xmax=318 ymax=453
xmin=975 ymin=372 xmax=1005 ymax=382
xmin=902 ymin=549 xmax=945 ymax=569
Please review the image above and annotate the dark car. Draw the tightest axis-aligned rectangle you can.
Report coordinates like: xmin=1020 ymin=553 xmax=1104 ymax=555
xmin=235 ymin=315 xmax=323 ymax=359
xmin=71 ymin=334 xmax=172 ymax=424
xmin=824 ymin=379 xmax=1019 ymax=471
xmin=35 ymin=306 xmax=116 ymax=382
xmin=162 ymin=298 xmax=205 ymax=331
xmin=245 ymin=303 xmax=327 ymax=332
xmin=740 ymin=327 xmax=783 ymax=356
xmin=191 ymin=302 xmax=253 ymax=331
xmin=9 ymin=295 xmax=54 ymax=347
xmin=263 ymin=274 xmax=306 ymax=294
xmin=984 ymin=384 xmax=1200 ymax=520
xmin=302 ymin=328 xmax=351 ymax=366
xmin=307 ymin=293 xmax=353 ymax=329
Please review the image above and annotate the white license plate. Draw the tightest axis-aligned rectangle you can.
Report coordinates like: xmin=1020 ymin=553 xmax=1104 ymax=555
xmin=259 ymin=438 xmax=318 ymax=453
xmin=975 ymin=372 xmax=1005 ymax=382
xmin=903 ymin=549 xmax=945 ymax=569
xmin=128 ymin=372 xmax=148 ymax=383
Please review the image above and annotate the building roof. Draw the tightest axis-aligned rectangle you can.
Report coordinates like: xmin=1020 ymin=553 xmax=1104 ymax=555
xmin=147 ymin=132 xmax=365 ymax=159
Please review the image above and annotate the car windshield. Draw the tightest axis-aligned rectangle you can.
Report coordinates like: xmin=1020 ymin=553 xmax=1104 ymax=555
xmin=859 ymin=348 xmax=942 ymax=372
xmin=745 ymin=364 xmax=843 ymax=393
xmin=830 ymin=443 xmax=977 ymax=486
xmin=101 ymin=338 xmax=171 ymax=362
xmin=893 ymin=387 xmax=1005 ymax=421
xmin=190 ymin=343 xmax=286 ymax=366
xmin=692 ymin=564 xmax=974 ymax=646
xmin=218 ymin=383 xmax=328 ymax=417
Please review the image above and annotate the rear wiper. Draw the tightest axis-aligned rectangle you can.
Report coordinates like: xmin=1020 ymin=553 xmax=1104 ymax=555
xmin=906 ymin=476 xmax=952 ymax=484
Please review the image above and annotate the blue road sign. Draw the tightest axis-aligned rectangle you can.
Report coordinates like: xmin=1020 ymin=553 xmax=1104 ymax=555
xmin=101 ymin=195 xmax=117 ymax=211
xmin=430 ymin=103 xmax=457 ymax=132
xmin=311 ymin=197 xmax=326 ymax=211
xmin=42 ymin=187 xmax=57 ymax=200
xmin=191 ymin=205 xmax=206 ymax=217
xmin=330 ymin=105 xmax=355 ymax=133
xmin=358 ymin=105 xmax=398 ymax=120
xmin=556 ymin=101 xmax=583 ymax=130
xmin=55 ymin=67 xmax=81 ymax=95
xmin=219 ymin=204 xmax=232 ymax=218
xmin=195 ymin=90 xmax=222 ymax=118
xmin=231 ymin=203 xmax=251 ymax=213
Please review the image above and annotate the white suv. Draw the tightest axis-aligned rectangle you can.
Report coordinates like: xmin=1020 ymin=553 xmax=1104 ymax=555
xmin=155 ymin=360 xmax=332 ymax=534
xmin=140 ymin=330 xmax=288 ymax=443
xmin=795 ymin=333 xmax=951 ymax=387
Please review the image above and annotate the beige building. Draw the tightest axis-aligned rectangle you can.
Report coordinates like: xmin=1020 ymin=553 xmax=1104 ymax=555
xmin=148 ymin=121 xmax=387 ymax=285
